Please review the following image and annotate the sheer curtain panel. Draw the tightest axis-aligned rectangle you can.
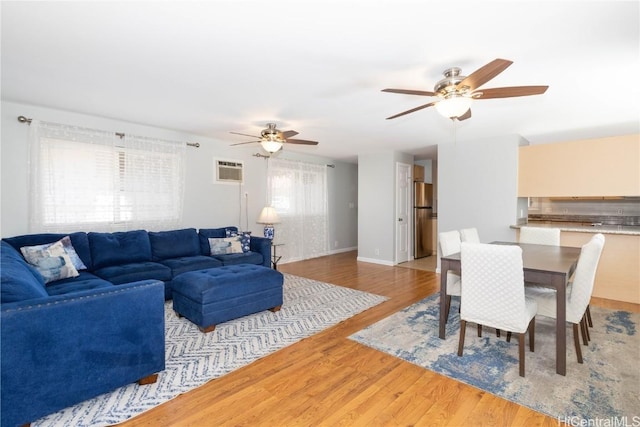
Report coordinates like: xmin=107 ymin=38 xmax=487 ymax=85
xmin=29 ymin=120 xmax=186 ymax=233
xmin=267 ymin=158 xmax=328 ymax=263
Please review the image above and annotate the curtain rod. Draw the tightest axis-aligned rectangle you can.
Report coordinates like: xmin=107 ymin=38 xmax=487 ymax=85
xmin=17 ymin=116 xmax=200 ymax=148
xmin=253 ymin=152 xmax=335 ymax=168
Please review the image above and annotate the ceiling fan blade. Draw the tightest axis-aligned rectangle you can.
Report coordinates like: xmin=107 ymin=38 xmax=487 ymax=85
xmin=473 ymin=86 xmax=549 ymax=99
xmin=457 ymin=58 xmax=513 ymax=91
xmin=382 ymin=88 xmax=437 ymax=97
xmin=286 ymin=138 xmax=318 ymax=145
xmin=386 ymin=102 xmax=437 ymax=120
xmin=282 ymin=130 xmax=299 ymax=139
xmin=230 ymin=131 xmax=261 ymax=138
xmin=455 ymin=109 xmax=472 ymax=121
xmin=230 ymin=140 xmax=260 ymax=146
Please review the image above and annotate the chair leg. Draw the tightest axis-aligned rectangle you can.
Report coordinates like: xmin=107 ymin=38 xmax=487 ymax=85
xmin=586 ymin=304 xmax=593 ymax=328
xmin=518 ymin=331 xmax=526 ymax=377
xmin=529 ymin=318 xmax=535 ymax=352
xmin=573 ymin=323 xmax=584 ymax=364
xmin=445 ymin=295 xmax=452 ymax=323
xmin=583 ymin=315 xmax=591 ymax=342
xmin=496 ymin=329 xmax=501 ymax=338
xmin=457 ymin=320 xmax=467 ymax=356
xmin=580 ymin=316 xmax=589 ymax=345
xmin=506 ymin=331 xmax=512 ymax=342
xmin=477 ymin=324 xmax=482 ymax=337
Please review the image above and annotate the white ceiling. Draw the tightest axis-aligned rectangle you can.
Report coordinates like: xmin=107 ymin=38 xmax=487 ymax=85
xmin=2 ymin=1 xmax=639 ymax=162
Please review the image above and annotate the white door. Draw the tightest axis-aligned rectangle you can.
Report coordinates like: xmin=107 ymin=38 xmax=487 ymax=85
xmin=395 ymin=162 xmax=411 ymax=264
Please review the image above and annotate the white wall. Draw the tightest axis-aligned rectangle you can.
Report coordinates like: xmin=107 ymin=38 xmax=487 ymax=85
xmin=1 ymin=101 xmax=358 ymax=254
xmin=437 ymin=134 xmax=524 ymax=260
xmin=357 ymin=150 xmax=413 ymax=265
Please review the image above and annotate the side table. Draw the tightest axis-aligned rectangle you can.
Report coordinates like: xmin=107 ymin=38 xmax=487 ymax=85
xmin=271 ymin=243 xmax=284 ymax=270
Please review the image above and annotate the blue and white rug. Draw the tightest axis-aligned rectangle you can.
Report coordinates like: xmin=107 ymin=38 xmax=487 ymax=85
xmin=349 ymin=294 xmax=640 ymax=423
xmin=34 ymin=274 xmax=387 ymax=427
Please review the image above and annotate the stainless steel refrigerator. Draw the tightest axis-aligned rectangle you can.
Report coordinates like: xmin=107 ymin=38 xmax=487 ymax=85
xmin=414 ymin=182 xmax=434 ymax=259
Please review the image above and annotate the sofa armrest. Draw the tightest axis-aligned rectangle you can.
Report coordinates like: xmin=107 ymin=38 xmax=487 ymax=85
xmin=1 ymin=280 xmax=166 ymax=427
xmin=250 ymin=236 xmax=272 ymax=268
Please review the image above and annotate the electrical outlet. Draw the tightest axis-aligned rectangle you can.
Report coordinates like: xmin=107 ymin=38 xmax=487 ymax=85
xmin=617 ymin=208 xmax=623 ymax=215
xmin=375 ymin=248 xmax=380 ymax=256
xmin=334 ymin=240 xmax=339 ymax=248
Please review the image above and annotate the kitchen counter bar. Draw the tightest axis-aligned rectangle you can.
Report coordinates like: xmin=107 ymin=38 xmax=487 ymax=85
xmin=511 ymin=221 xmax=640 ymax=236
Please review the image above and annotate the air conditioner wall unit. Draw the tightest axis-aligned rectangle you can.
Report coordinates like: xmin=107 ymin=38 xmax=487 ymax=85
xmin=214 ymin=159 xmax=243 ymax=184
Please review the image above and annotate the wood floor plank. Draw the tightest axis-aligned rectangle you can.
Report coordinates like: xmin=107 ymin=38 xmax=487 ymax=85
xmin=120 ymin=251 xmax=633 ymax=426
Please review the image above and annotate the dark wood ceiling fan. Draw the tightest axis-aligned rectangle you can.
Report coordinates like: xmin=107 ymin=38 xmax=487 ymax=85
xmin=382 ymin=58 xmax=548 ymax=121
xmin=230 ymin=123 xmax=318 ymax=153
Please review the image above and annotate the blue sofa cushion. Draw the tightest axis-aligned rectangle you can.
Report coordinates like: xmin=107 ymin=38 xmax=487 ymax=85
xmin=1 ymin=242 xmax=48 ymax=303
xmin=93 ymin=261 xmax=172 ymax=285
xmin=160 ymin=255 xmax=223 ymax=276
xmin=149 ymin=228 xmax=200 ymax=261
xmin=45 ymin=272 xmax=114 ymax=296
xmin=213 ymin=251 xmax=264 ymax=266
xmin=199 ymin=227 xmax=237 ymax=255
xmin=89 ymin=230 xmax=151 ymax=269
xmin=3 ymin=232 xmax=92 ymax=271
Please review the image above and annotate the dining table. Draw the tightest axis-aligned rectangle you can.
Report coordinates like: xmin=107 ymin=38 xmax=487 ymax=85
xmin=439 ymin=241 xmax=582 ymax=376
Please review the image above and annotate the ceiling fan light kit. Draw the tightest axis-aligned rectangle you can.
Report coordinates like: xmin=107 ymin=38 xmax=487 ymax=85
xmin=434 ymin=96 xmax=472 ymax=119
xmin=383 ymin=58 xmax=548 ymax=121
xmin=260 ymin=137 xmax=284 ymax=153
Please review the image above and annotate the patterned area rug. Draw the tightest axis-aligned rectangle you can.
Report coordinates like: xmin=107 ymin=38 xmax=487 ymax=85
xmin=349 ymin=294 xmax=640 ymax=423
xmin=34 ymin=274 xmax=387 ymax=427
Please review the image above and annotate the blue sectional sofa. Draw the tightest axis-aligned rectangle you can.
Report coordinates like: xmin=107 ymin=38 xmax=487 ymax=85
xmin=0 ymin=226 xmax=271 ymax=427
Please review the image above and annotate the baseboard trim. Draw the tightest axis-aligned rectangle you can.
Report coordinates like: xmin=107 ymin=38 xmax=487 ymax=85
xmin=356 ymin=256 xmax=395 ymax=267
xmin=328 ymin=246 xmax=357 ymax=255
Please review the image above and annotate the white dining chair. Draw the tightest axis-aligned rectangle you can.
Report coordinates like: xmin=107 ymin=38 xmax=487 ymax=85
xmin=460 ymin=228 xmax=480 ymax=243
xmin=457 ymin=242 xmax=537 ymax=377
xmin=439 ymin=230 xmax=461 ymax=323
xmin=525 ymin=233 xmax=605 ymax=363
xmin=519 ymin=226 xmax=560 ymax=246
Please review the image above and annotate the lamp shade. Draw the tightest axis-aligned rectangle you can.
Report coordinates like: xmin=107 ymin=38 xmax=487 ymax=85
xmin=260 ymin=139 xmax=284 ymax=153
xmin=257 ymin=206 xmax=280 ymax=224
xmin=435 ymin=95 xmax=472 ymax=118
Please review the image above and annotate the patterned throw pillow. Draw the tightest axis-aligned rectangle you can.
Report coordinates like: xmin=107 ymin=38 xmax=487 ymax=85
xmin=208 ymin=237 xmax=244 ymax=255
xmin=18 ymin=236 xmax=87 ymax=271
xmin=20 ymin=240 xmax=80 ymax=283
xmin=224 ymin=230 xmax=251 ymax=253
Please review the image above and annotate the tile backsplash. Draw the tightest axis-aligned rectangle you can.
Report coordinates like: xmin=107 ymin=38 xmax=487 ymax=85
xmin=528 ymin=197 xmax=640 ymax=225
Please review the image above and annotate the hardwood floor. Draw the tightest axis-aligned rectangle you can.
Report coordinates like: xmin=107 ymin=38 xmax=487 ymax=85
xmin=122 ymin=251 xmax=638 ymax=427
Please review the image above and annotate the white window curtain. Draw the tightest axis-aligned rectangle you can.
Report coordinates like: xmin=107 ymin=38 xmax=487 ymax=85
xmin=29 ymin=120 xmax=186 ymax=233
xmin=267 ymin=158 xmax=328 ymax=263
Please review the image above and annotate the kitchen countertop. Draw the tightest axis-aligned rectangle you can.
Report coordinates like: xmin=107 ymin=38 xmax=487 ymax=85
xmin=510 ymin=221 xmax=640 ymax=236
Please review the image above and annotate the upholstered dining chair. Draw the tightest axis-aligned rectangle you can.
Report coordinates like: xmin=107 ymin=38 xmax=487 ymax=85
xmin=525 ymin=233 xmax=605 ymax=364
xmin=519 ymin=226 xmax=560 ymax=246
xmin=460 ymin=228 xmax=480 ymax=243
xmin=457 ymin=242 xmax=537 ymax=377
xmin=439 ymin=230 xmax=461 ymax=323
xmin=520 ymin=226 xmax=594 ymax=330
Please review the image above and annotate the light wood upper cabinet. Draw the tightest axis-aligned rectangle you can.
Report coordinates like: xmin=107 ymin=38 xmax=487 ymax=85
xmin=518 ymin=134 xmax=640 ymax=197
xmin=413 ymin=165 xmax=425 ymax=182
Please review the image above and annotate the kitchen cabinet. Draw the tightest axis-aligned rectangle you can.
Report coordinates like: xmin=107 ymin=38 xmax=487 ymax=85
xmin=413 ymin=165 xmax=425 ymax=182
xmin=518 ymin=134 xmax=640 ymax=197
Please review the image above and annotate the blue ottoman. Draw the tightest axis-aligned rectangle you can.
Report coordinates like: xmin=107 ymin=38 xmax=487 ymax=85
xmin=172 ymin=264 xmax=284 ymax=333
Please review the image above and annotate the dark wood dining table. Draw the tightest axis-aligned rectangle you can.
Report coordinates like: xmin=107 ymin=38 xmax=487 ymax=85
xmin=439 ymin=241 xmax=581 ymax=376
